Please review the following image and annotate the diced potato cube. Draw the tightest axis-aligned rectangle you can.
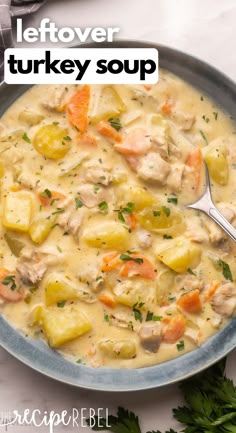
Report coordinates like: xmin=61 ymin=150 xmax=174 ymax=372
xmin=114 ymin=285 xmax=144 ymax=307
xmin=29 ymin=305 xmax=43 ymax=326
xmin=204 ymin=140 xmax=228 ymax=185
xmin=18 ymin=110 xmax=44 ymax=126
xmin=33 ymin=124 xmax=70 ymax=160
xmin=137 ymin=205 xmax=185 ymax=236
xmin=90 ymin=86 xmax=126 ymax=124
xmin=44 ymin=273 xmax=79 ymax=306
xmin=117 ymin=185 xmax=155 ymax=211
xmin=42 ymin=305 xmax=92 ymax=348
xmin=156 ymin=239 xmax=201 ymax=273
xmin=83 ymin=221 xmax=128 ymax=249
xmin=156 ymin=269 xmax=175 ymax=304
xmin=3 ymin=192 xmax=32 ymax=232
xmin=99 ymin=339 xmax=136 ymax=359
xmin=29 ymin=217 xmax=54 ymax=244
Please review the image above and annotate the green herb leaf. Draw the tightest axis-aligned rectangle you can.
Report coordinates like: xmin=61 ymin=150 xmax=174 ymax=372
xmin=187 ymin=268 xmax=196 ymax=276
xmin=52 ymin=208 xmax=65 ymax=215
xmin=99 ymin=201 xmax=108 ymax=212
xmin=162 ymin=206 xmax=170 ymax=217
xmin=146 ymin=311 xmax=162 ymax=322
xmin=153 ymin=210 xmax=161 ymax=217
xmin=75 ymin=197 xmax=83 ymax=209
xmin=218 ymin=259 xmax=233 ymax=282
xmin=108 ymin=118 xmax=122 ymax=131
xmin=63 ymin=135 xmax=72 ymax=141
xmin=167 ymin=197 xmax=178 ymax=205
xmin=163 ymin=234 xmax=172 ymax=239
xmin=22 ymin=132 xmax=31 ymax=143
xmin=120 ymin=254 xmax=143 ymax=264
xmin=2 ymin=274 xmax=17 ymax=291
xmin=57 ymin=301 xmax=66 ymax=308
xmin=40 ymin=188 xmax=52 ymax=198
xmin=199 ymin=130 xmax=208 ymax=145
xmin=213 ymin=111 xmax=218 ymax=120
xmin=176 ymin=340 xmax=185 ymax=351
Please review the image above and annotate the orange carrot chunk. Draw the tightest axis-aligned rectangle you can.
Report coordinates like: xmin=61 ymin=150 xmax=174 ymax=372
xmin=185 ymin=147 xmax=203 ymax=191
xmin=177 ymin=289 xmax=202 ymax=314
xmin=99 ymin=294 xmax=116 ymax=309
xmin=67 ymin=85 xmax=90 ymax=133
xmin=120 ymin=255 xmax=156 ymax=280
xmin=162 ymin=315 xmax=186 ymax=344
xmin=100 ymin=252 xmax=121 ymax=272
xmin=161 ymin=98 xmax=174 ymax=114
xmin=38 ymin=190 xmax=66 ymax=207
xmin=204 ymin=280 xmax=221 ymax=302
xmin=97 ymin=120 xmax=122 ymax=143
xmin=0 ymin=268 xmax=24 ymax=302
xmin=124 ymin=213 xmax=137 ymax=231
xmin=114 ymin=128 xmax=150 ymax=155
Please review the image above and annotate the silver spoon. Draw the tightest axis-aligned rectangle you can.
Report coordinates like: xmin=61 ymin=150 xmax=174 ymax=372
xmin=186 ymin=161 xmax=236 ymax=242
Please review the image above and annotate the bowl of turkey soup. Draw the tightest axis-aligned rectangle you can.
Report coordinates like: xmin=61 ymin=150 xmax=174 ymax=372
xmin=0 ymin=41 xmax=236 ymax=391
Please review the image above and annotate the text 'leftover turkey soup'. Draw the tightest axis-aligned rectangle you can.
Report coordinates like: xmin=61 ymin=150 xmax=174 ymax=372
xmin=0 ymin=71 xmax=236 ymax=369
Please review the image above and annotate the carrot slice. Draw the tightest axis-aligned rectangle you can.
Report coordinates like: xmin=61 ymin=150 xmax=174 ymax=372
xmin=114 ymin=128 xmax=150 ymax=156
xmin=120 ymin=255 xmax=156 ymax=280
xmin=177 ymin=289 xmax=202 ymax=314
xmin=38 ymin=190 xmax=65 ymax=207
xmin=162 ymin=315 xmax=186 ymax=344
xmin=97 ymin=120 xmax=122 ymax=143
xmin=100 ymin=252 xmax=121 ymax=272
xmin=99 ymin=294 xmax=116 ymax=308
xmin=124 ymin=213 xmax=137 ymax=231
xmin=78 ymin=132 xmax=97 ymax=146
xmin=0 ymin=268 xmax=24 ymax=302
xmin=67 ymin=85 xmax=90 ymax=133
xmin=185 ymin=147 xmax=203 ymax=191
xmin=204 ymin=280 xmax=221 ymax=302
xmin=161 ymin=98 xmax=174 ymax=114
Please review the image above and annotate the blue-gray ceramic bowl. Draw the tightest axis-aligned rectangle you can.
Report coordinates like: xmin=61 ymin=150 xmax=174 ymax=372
xmin=0 ymin=41 xmax=236 ymax=391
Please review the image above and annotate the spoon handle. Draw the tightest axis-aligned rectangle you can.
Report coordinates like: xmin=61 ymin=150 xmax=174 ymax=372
xmin=209 ymin=206 xmax=236 ymax=242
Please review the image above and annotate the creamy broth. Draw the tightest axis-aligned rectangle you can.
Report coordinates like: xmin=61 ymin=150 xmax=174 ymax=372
xmin=0 ymin=70 xmax=236 ymax=369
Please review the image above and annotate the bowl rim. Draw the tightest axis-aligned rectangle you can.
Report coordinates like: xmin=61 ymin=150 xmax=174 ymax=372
xmin=0 ymin=39 xmax=236 ymax=392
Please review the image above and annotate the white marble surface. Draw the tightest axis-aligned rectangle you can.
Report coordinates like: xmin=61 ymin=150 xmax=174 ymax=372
xmin=1 ymin=0 xmax=236 ymax=431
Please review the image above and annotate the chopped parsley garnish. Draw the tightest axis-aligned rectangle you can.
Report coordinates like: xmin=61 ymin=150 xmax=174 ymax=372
xmin=146 ymin=311 xmax=162 ymax=321
xmin=75 ymin=197 xmax=83 ymax=209
xmin=63 ymin=135 xmax=72 ymax=141
xmin=167 ymin=197 xmax=178 ymax=205
xmin=153 ymin=210 xmax=161 ymax=217
xmin=162 ymin=206 xmax=170 ymax=217
xmin=202 ymin=115 xmax=210 ymax=123
xmin=132 ymin=302 xmax=144 ymax=322
xmin=218 ymin=259 xmax=233 ymax=282
xmin=52 ymin=208 xmax=65 ymax=215
xmin=187 ymin=268 xmax=196 ymax=276
xmin=118 ymin=202 xmax=135 ymax=223
xmin=98 ymin=201 xmax=108 ymax=212
xmin=120 ymin=254 xmax=143 ymax=264
xmin=56 ymin=245 xmax=62 ymax=253
xmin=108 ymin=117 xmax=122 ymax=131
xmin=40 ymin=188 xmax=52 ymax=198
xmin=199 ymin=129 xmax=208 ymax=145
xmin=2 ymin=274 xmax=17 ymax=291
xmin=213 ymin=111 xmax=218 ymax=120
xmin=51 ymin=223 xmax=59 ymax=229
xmin=57 ymin=301 xmax=66 ymax=308
xmin=104 ymin=313 xmax=110 ymax=322
xmin=176 ymin=340 xmax=185 ymax=351
xmin=52 ymin=121 xmax=59 ymax=125
xmin=93 ymin=184 xmax=100 ymax=194
xmin=22 ymin=132 xmax=31 ymax=143
xmin=163 ymin=234 xmax=172 ymax=239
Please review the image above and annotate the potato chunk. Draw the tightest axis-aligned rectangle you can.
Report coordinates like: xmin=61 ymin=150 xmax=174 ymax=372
xmin=29 ymin=217 xmax=54 ymax=244
xmin=117 ymin=185 xmax=155 ymax=211
xmin=90 ymin=86 xmax=126 ymax=124
xmin=3 ymin=192 xmax=32 ymax=232
xmin=42 ymin=305 xmax=92 ymax=348
xmin=156 ymin=239 xmax=201 ymax=273
xmin=137 ymin=205 xmax=185 ymax=236
xmin=33 ymin=124 xmax=70 ymax=160
xmin=99 ymin=339 xmax=136 ymax=359
xmin=44 ymin=273 xmax=79 ymax=306
xmin=204 ymin=140 xmax=229 ymax=185
xmin=83 ymin=221 xmax=128 ymax=249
